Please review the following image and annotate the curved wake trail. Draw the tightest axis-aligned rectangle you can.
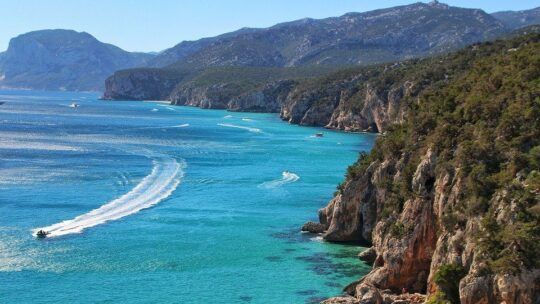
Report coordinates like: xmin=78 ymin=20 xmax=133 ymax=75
xmin=217 ymin=123 xmax=261 ymax=133
xmin=259 ymin=171 xmax=300 ymax=189
xmin=33 ymin=158 xmax=184 ymax=237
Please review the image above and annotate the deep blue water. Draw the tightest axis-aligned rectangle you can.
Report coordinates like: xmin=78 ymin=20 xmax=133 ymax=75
xmin=0 ymin=90 xmax=375 ymax=303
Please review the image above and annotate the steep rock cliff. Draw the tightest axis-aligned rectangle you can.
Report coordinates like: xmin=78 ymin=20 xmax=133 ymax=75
xmin=102 ymin=69 xmax=185 ymax=100
xmin=313 ymin=34 xmax=540 ymax=303
xmin=169 ymin=79 xmax=297 ymax=112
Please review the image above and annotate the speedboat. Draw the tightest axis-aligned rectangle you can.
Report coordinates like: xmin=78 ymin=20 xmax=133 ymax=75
xmin=315 ymin=132 xmax=324 ymax=137
xmin=69 ymin=102 xmax=79 ymax=108
xmin=36 ymin=230 xmax=49 ymax=238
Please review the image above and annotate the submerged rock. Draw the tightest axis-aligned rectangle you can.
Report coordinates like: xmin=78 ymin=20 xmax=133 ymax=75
xmin=301 ymin=221 xmax=326 ymax=234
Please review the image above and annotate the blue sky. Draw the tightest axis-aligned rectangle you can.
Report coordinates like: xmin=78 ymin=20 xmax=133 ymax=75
xmin=0 ymin=0 xmax=538 ymax=52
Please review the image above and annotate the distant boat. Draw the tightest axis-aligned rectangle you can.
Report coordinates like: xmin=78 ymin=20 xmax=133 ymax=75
xmin=69 ymin=102 xmax=79 ymax=108
xmin=315 ymin=132 xmax=324 ymax=137
xmin=0 ymin=102 xmax=5 ymax=105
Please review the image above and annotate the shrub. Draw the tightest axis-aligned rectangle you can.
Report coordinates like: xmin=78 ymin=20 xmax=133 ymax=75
xmin=433 ymin=264 xmax=467 ymax=304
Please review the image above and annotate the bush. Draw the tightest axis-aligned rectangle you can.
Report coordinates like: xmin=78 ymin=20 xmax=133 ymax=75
xmin=389 ymin=221 xmax=406 ymax=238
xmin=433 ymin=264 xmax=467 ymax=304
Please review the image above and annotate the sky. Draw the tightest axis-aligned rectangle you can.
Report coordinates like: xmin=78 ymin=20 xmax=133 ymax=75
xmin=0 ymin=0 xmax=539 ymax=53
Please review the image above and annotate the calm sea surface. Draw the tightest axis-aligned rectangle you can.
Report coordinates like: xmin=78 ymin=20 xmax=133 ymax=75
xmin=0 ymin=90 xmax=375 ymax=303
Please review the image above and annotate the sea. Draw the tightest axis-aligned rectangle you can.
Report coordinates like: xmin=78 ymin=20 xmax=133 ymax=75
xmin=0 ymin=90 xmax=375 ymax=304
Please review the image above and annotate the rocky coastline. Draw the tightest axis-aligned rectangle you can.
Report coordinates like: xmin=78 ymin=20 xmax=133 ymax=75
xmin=102 ymin=33 xmax=540 ymax=304
xmin=303 ymin=35 xmax=540 ymax=303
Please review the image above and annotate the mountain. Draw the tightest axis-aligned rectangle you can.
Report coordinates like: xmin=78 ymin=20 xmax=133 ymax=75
xmin=0 ymin=29 xmax=154 ymax=91
xmin=155 ymin=1 xmax=507 ymax=69
xmin=146 ymin=27 xmax=261 ymax=68
xmin=492 ymin=7 xmax=540 ymax=29
xmin=300 ymin=33 xmax=540 ymax=303
xmin=103 ymin=1 xmax=513 ymax=100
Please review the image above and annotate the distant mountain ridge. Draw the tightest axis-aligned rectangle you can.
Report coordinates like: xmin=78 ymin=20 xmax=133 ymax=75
xmin=145 ymin=2 xmax=540 ymax=70
xmin=1 ymin=3 xmax=539 ymax=92
xmin=104 ymin=2 xmax=540 ymax=101
xmin=492 ymin=6 xmax=540 ymax=29
xmin=151 ymin=1 xmax=507 ymax=69
xmin=0 ymin=29 xmax=154 ymax=91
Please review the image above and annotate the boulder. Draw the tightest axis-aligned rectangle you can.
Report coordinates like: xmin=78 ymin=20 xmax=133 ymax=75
xmin=301 ymin=221 xmax=326 ymax=234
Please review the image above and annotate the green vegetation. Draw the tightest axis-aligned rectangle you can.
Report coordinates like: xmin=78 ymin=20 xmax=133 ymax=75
xmin=342 ymin=33 xmax=540 ymax=273
xmin=426 ymin=291 xmax=452 ymax=304
xmin=389 ymin=221 xmax=407 ymax=238
xmin=432 ymin=264 xmax=467 ymax=304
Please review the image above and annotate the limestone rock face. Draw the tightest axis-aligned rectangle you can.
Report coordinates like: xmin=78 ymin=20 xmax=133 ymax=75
xmin=321 ymin=296 xmax=360 ymax=304
xmin=280 ymin=82 xmax=346 ymax=127
xmin=326 ymin=82 xmax=411 ymax=132
xmin=103 ymin=69 xmax=180 ymax=101
xmin=168 ymin=80 xmax=297 ymax=112
xmin=314 ymin=146 xmax=540 ymax=303
xmin=228 ymin=80 xmax=296 ymax=113
xmin=320 ymin=159 xmax=393 ymax=243
xmin=169 ymin=82 xmax=231 ymax=109
xmin=358 ymin=247 xmax=377 ymax=264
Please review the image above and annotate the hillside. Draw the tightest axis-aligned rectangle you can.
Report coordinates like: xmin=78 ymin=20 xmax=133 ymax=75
xmin=104 ymin=1 xmax=513 ymax=101
xmin=0 ymin=29 xmax=154 ymax=91
xmin=492 ymin=7 xmax=540 ymax=29
xmin=301 ymin=33 xmax=540 ymax=303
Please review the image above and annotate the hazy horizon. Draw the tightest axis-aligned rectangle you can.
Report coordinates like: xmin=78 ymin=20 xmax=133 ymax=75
xmin=0 ymin=0 xmax=539 ymax=53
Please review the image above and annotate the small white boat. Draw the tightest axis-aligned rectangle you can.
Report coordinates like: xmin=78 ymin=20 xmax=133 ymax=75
xmin=315 ymin=132 xmax=324 ymax=137
xmin=69 ymin=102 xmax=79 ymax=108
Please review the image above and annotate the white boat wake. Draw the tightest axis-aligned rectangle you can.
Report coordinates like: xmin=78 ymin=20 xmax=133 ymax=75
xmin=138 ymin=123 xmax=189 ymax=130
xmin=217 ymin=123 xmax=261 ymax=133
xmin=259 ymin=171 xmax=300 ymax=189
xmin=33 ymin=158 xmax=184 ymax=237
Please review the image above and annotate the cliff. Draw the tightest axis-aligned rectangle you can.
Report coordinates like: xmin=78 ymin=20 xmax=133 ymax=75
xmin=308 ymin=34 xmax=540 ymax=303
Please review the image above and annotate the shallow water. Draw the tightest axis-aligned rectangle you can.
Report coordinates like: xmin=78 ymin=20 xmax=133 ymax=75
xmin=0 ymin=90 xmax=375 ymax=303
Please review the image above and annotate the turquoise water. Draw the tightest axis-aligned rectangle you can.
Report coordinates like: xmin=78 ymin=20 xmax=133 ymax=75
xmin=0 ymin=90 xmax=375 ymax=303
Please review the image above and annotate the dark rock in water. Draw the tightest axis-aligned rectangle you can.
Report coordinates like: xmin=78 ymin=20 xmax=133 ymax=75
xmin=357 ymin=247 xmax=376 ymax=264
xmin=296 ymin=289 xmax=318 ymax=296
xmin=325 ymin=281 xmax=342 ymax=288
xmin=270 ymin=228 xmax=313 ymax=243
xmin=264 ymin=256 xmax=283 ymax=262
xmin=239 ymin=295 xmax=252 ymax=302
xmin=301 ymin=221 xmax=326 ymax=234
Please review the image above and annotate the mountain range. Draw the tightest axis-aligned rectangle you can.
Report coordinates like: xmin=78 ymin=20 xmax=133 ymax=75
xmin=103 ymin=1 xmax=540 ymax=100
xmin=0 ymin=2 xmax=539 ymax=92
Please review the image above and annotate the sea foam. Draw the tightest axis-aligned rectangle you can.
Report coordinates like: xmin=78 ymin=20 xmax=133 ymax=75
xmin=259 ymin=171 xmax=300 ymax=189
xmin=33 ymin=158 xmax=184 ymax=237
xmin=217 ymin=123 xmax=261 ymax=133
